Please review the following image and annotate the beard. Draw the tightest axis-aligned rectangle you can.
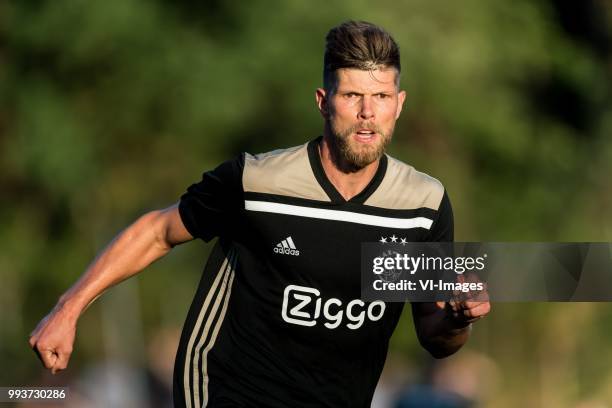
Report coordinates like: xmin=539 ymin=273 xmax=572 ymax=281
xmin=326 ymin=119 xmax=393 ymax=171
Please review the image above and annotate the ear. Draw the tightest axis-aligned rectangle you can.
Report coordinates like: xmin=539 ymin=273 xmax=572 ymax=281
xmin=315 ymin=88 xmax=329 ymax=118
xmin=395 ymin=90 xmax=406 ymax=119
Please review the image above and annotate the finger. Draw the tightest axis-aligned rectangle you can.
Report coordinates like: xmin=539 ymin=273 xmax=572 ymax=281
xmin=472 ymin=302 xmax=491 ymax=317
xmin=459 ymin=300 xmax=487 ymax=310
xmin=462 ymin=300 xmax=491 ymax=311
xmin=454 ymin=300 xmax=485 ymax=313
xmin=40 ymin=349 xmax=59 ymax=370
xmin=51 ymin=352 xmax=71 ymax=375
xmin=32 ymin=342 xmax=59 ymax=370
xmin=462 ymin=302 xmax=491 ymax=319
xmin=447 ymin=299 xmax=463 ymax=313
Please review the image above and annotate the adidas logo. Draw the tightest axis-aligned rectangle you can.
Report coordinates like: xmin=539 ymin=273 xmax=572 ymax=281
xmin=273 ymin=236 xmax=300 ymax=256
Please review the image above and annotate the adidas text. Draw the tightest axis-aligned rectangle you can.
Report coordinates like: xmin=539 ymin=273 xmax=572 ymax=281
xmin=274 ymin=247 xmax=300 ymax=256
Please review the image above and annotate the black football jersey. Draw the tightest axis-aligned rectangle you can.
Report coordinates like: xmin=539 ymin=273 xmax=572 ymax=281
xmin=173 ymin=137 xmax=453 ymax=407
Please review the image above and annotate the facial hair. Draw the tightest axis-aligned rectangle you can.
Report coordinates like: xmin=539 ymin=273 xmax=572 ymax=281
xmin=326 ymin=120 xmax=393 ymax=172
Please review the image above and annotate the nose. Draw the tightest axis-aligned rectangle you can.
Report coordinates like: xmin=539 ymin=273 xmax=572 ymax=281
xmin=358 ymin=96 xmax=375 ymax=120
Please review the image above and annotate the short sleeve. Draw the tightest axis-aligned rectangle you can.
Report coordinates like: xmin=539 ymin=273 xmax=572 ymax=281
xmin=423 ymin=190 xmax=454 ymax=242
xmin=178 ymin=154 xmax=244 ymax=242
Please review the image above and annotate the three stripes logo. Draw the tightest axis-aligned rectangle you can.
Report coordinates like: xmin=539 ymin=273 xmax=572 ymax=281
xmin=273 ymin=236 xmax=300 ymax=256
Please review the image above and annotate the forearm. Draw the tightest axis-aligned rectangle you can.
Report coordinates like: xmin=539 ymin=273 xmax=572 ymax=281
xmin=57 ymin=210 xmax=174 ymax=319
xmin=411 ymin=302 xmax=471 ymax=358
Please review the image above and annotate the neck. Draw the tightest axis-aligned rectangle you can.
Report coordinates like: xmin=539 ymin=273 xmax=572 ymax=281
xmin=319 ymin=134 xmax=380 ymax=201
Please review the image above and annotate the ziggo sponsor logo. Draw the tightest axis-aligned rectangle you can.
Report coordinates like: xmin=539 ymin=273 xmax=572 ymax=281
xmin=281 ymin=285 xmax=385 ymax=330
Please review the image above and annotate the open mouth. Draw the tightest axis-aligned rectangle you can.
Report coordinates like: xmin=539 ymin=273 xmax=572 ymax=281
xmin=354 ymin=129 xmax=377 ymax=142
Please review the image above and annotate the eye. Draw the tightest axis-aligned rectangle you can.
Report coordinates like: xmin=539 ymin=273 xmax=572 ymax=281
xmin=376 ymin=93 xmax=390 ymax=99
xmin=345 ymin=92 xmax=359 ymax=98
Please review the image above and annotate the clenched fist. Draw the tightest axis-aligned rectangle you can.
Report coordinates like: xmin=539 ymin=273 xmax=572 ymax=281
xmin=29 ymin=305 xmax=77 ymax=375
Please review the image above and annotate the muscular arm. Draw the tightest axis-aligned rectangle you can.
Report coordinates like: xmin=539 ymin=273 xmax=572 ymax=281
xmin=29 ymin=203 xmax=193 ymax=374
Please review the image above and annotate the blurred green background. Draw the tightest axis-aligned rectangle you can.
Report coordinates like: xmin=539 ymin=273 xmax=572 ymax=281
xmin=1 ymin=0 xmax=611 ymax=407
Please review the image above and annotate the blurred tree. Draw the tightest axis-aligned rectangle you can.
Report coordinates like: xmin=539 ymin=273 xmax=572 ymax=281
xmin=0 ymin=0 xmax=611 ymax=405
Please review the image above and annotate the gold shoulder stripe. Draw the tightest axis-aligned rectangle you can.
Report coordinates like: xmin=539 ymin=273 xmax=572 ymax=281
xmin=243 ymin=143 xmax=330 ymax=202
xmin=365 ymin=155 xmax=445 ymax=210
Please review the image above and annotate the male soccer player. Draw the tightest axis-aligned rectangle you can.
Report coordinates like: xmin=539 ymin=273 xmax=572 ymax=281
xmin=30 ymin=21 xmax=490 ymax=407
